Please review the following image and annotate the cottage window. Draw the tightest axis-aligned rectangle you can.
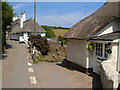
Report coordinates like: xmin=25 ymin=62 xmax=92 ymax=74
xmin=96 ymin=43 xmax=110 ymax=60
xmin=104 ymin=44 xmax=109 ymax=58
xmin=96 ymin=43 xmax=103 ymax=57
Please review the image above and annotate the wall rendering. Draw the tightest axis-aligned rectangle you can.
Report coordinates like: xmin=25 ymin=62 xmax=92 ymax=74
xmin=66 ymin=39 xmax=88 ymax=68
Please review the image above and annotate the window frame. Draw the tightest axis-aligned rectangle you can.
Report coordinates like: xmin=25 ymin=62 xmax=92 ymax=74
xmin=95 ymin=43 xmax=110 ymax=60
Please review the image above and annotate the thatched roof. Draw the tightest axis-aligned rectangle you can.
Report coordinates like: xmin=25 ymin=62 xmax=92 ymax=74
xmin=64 ymin=2 xmax=120 ymax=40
xmin=11 ymin=18 xmax=45 ymax=34
xmin=11 ymin=19 xmax=20 ymax=25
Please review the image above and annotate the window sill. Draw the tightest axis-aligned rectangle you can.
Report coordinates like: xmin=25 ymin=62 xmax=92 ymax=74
xmin=97 ymin=57 xmax=107 ymax=62
xmin=96 ymin=59 xmax=103 ymax=63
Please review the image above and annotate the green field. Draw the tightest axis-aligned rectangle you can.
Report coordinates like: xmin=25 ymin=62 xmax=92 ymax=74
xmin=52 ymin=29 xmax=68 ymax=37
xmin=41 ymin=25 xmax=69 ymax=38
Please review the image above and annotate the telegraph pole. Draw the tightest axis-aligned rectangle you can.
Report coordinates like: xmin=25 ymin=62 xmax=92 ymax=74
xmin=34 ymin=0 xmax=36 ymax=35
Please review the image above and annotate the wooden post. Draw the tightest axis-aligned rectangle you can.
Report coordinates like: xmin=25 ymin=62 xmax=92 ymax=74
xmin=34 ymin=0 xmax=36 ymax=35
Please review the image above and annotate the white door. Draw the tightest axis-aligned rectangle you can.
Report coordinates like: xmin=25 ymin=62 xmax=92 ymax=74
xmin=93 ymin=48 xmax=100 ymax=74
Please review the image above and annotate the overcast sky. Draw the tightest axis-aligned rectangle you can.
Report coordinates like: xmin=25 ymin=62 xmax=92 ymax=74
xmin=8 ymin=2 xmax=105 ymax=27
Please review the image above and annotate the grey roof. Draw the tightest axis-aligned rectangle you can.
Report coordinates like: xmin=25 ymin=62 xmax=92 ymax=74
xmin=64 ymin=2 xmax=120 ymax=40
xmin=90 ymin=32 xmax=120 ymax=41
xmin=11 ymin=18 xmax=45 ymax=34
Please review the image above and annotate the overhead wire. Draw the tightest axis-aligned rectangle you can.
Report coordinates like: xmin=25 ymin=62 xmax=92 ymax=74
xmin=38 ymin=6 xmax=75 ymax=26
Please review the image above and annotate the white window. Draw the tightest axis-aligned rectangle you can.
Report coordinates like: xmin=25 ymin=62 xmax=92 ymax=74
xmin=104 ymin=44 xmax=109 ymax=58
xmin=96 ymin=43 xmax=110 ymax=60
xmin=96 ymin=43 xmax=103 ymax=57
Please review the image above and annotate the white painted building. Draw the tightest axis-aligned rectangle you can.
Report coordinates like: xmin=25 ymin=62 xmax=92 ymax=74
xmin=64 ymin=2 xmax=120 ymax=88
xmin=10 ymin=12 xmax=46 ymax=43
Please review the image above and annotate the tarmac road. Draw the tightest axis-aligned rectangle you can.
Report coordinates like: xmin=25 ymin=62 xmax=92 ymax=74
xmin=2 ymin=40 xmax=31 ymax=88
xmin=2 ymin=40 xmax=102 ymax=88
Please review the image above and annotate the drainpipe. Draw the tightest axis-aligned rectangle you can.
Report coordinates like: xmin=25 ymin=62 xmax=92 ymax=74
xmin=117 ymin=18 xmax=120 ymax=72
xmin=117 ymin=41 xmax=120 ymax=72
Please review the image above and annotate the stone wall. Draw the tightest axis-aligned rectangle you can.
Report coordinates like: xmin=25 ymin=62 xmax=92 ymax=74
xmin=100 ymin=61 xmax=119 ymax=89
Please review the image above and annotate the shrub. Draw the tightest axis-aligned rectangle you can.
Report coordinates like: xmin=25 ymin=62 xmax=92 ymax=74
xmin=46 ymin=29 xmax=56 ymax=38
xmin=58 ymin=36 xmax=66 ymax=46
xmin=29 ymin=35 xmax=49 ymax=55
xmin=41 ymin=25 xmax=56 ymax=38
xmin=87 ymin=41 xmax=94 ymax=53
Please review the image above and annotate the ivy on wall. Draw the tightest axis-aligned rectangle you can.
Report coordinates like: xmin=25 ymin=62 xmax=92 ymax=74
xmin=87 ymin=41 xmax=95 ymax=53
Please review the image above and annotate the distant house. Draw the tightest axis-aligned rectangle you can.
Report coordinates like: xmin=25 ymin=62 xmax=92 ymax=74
xmin=64 ymin=2 xmax=120 ymax=74
xmin=10 ymin=12 xmax=46 ymax=43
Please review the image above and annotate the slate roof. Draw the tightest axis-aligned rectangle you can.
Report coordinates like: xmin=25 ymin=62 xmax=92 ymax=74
xmin=64 ymin=2 xmax=120 ymax=40
xmin=91 ymin=32 xmax=120 ymax=41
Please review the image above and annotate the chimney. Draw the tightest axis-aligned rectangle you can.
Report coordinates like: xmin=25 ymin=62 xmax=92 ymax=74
xmin=22 ymin=11 xmax=26 ymax=22
xmin=20 ymin=12 xmax=26 ymax=28
xmin=20 ymin=13 xmax=24 ymax=28
xmin=13 ymin=14 xmax=18 ymax=21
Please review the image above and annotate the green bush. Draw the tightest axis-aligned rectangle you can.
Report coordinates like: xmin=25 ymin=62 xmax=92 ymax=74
xmin=58 ymin=36 xmax=66 ymax=46
xmin=87 ymin=41 xmax=94 ymax=52
xmin=29 ymin=35 xmax=49 ymax=55
xmin=46 ymin=30 xmax=56 ymax=38
xmin=41 ymin=25 xmax=56 ymax=38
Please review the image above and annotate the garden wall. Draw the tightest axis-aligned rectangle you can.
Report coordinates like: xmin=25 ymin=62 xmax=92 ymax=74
xmin=100 ymin=61 xmax=119 ymax=89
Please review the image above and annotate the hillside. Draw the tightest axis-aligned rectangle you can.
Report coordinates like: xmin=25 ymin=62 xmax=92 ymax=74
xmin=41 ymin=25 xmax=69 ymax=38
xmin=52 ymin=29 xmax=69 ymax=37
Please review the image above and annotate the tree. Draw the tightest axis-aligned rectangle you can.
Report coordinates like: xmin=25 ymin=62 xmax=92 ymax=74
xmin=2 ymin=1 xmax=13 ymax=52
xmin=41 ymin=25 xmax=56 ymax=38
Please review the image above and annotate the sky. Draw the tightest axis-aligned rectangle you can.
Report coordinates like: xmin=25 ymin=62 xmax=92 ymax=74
xmin=8 ymin=2 xmax=105 ymax=28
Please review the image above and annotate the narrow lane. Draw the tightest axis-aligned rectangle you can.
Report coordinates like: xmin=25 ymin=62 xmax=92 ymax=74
xmin=2 ymin=40 xmax=30 ymax=88
xmin=2 ymin=40 xmax=102 ymax=88
xmin=32 ymin=62 xmax=93 ymax=88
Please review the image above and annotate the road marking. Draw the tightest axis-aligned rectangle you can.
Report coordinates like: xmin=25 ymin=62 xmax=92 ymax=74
xmin=30 ymin=76 xmax=37 ymax=84
xmin=28 ymin=67 xmax=34 ymax=72
xmin=28 ymin=63 xmax=32 ymax=66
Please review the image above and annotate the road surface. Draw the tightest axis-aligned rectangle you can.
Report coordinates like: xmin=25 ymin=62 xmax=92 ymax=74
xmin=2 ymin=40 xmax=102 ymax=88
xmin=2 ymin=40 xmax=30 ymax=88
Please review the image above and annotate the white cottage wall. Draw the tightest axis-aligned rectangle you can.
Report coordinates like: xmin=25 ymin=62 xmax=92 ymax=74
xmin=19 ymin=36 xmax=24 ymax=42
xmin=87 ymin=50 xmax=94 ymax=68
xmin=30 ymin=33 xmax=46 ymax=37
xmin=36 ymin=33 xmax=46 ymax=37
xmin=23 ymin=32 xmax=28 ymax=43
xmin=19 ymin=33 xmax=24 ymax=43
xmin=109 ymin=43 xmax=119 ymax=70
xmin=66 ymin=39 xmax=88 ymax=68
xmin=40 ymin=33 xmax=46 ymax=37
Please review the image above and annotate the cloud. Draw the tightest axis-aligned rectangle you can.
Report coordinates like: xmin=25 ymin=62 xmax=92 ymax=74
xmin=13 ymin=4 xmax=24 ymax=9
xmin=13 ymin=4 xmax=31 ymax=9
xmin=37 ymin=13 xmax=87 ymax=27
